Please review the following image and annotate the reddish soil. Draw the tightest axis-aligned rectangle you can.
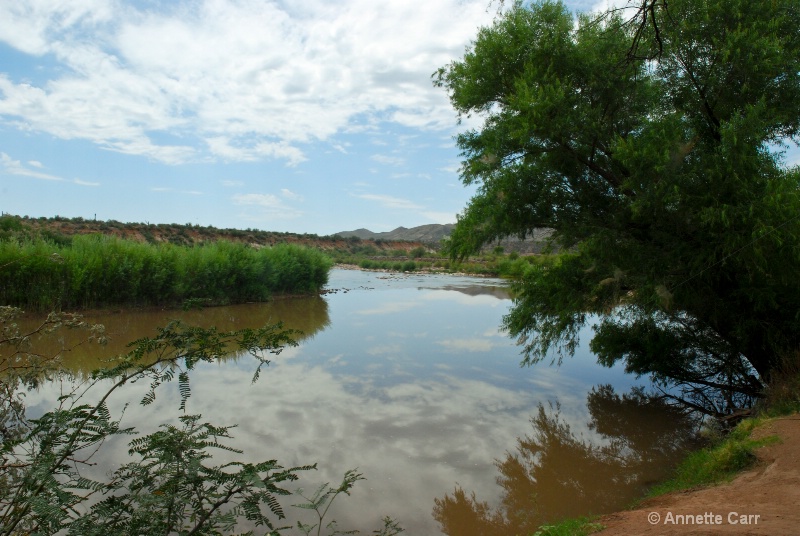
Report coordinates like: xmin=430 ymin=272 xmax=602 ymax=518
xmin=596 ymin=415 xmax=800 ymax=535
xmin=10 ymin=216 xmax=430 ymax=253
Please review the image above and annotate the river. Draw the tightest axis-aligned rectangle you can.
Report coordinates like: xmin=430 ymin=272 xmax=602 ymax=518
xmin=22 ymin=268 xmax=697 ymax=534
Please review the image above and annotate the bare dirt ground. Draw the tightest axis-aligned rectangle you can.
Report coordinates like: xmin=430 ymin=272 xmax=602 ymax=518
xmin=596 ymin=415 xmax=800 ymax=535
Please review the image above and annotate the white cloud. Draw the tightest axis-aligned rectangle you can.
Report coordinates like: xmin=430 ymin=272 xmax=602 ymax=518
xmin=365 ymin=344 xmax=403 ymax=356
xmin=440 ymin=163 xmax=462 ymax=175
xmin=73 ymin=178 xmax=100 ymax=187
xmin=1 ymin=152 xmax=63 ymax=181
xmin=206 ymin=136 xmax=305 ymax=165
xmin=0 ymin=1 xmax=496 ymax=165
xmin=427 ymin=294 xmax=506 ymax=309
xmin=152 ymin=186 xmax=202 ymax=195
xmin=420 ymin=210 xmax=456 ymax=224
xmin=437 ymin=338 xmax=496 ymax=352
xmin=233 ymin=193 xmax=284 ymax=208
xmin=280 ymin=188 xmax=303 ymax=201
xmin=0 ymin=1 xmax=113 ymax=56
xmin=232 ymin=192 xmax=302 ymax=220
xmin=354 ymin=193 xmax=422 ymax=211
xmin=1 ymin=152 xmax=101 ymax=186
xmin=371 ymin=154 xmax=405 ymax=166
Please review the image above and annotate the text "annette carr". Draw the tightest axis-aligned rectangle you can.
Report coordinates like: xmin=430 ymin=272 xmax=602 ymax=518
xmin=648 ymin=511 xmax=761 ymax=525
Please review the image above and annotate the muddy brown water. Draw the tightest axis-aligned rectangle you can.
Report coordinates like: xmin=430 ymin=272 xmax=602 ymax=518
xmin=20 ymin=269 xmax=697 ymax=534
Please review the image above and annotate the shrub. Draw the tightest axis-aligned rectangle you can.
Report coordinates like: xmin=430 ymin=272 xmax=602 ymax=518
xmin=410 ymin=246 xmax=426 ymax=258
xmin=401 ymin=261 xmax=417 ymax=272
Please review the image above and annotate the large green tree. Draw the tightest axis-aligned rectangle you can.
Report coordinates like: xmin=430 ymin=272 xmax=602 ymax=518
xmin=436 ymin=0 xmax=800 ymax=414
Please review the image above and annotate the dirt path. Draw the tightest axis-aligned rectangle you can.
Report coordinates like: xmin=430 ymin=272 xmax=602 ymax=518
xmin=596 ymin=415 xmax=800 ymax=535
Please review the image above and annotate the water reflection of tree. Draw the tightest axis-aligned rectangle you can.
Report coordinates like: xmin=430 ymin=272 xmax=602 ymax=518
xmin=432 ymin=386 xmax=701 ymax=535
xmin=16 ymin=296 xmax=331 ymax=376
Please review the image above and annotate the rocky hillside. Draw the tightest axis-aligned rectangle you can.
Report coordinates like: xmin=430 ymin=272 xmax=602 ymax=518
xmin=337 ymin=223 xmax=553 ymax=254
xmin=335 ymin=224 xmax=455 ymax=242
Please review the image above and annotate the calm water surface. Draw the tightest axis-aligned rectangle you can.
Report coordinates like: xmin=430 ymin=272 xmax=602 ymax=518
xmin=24 ymin=269 xmax=696 ymax=534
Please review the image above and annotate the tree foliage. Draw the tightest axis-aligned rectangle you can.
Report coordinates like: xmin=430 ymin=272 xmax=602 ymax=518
xmin=0 ymin=307 xmax=402 ymax=535
xmin=436 ymin=0 xmax=800 ymax=414
xmin=0 ymin=311 xmax=304 ymax=535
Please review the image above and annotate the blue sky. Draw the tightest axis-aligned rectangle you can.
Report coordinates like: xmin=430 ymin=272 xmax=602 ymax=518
xmin=1 ymin=1 xmax=796 ymax=235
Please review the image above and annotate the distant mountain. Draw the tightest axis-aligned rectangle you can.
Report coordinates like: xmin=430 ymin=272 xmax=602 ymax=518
xmin=335 ymin=224 xmax=455 ymax=243
xmin=336 ymin=223 xmax=554 ymax=253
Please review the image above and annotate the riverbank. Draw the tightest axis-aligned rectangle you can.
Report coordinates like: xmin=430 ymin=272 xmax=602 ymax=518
xmin=332 ymin=262 xmax=498 ymax=278
xmin=595 ymin=414 xmax=800 ymax=535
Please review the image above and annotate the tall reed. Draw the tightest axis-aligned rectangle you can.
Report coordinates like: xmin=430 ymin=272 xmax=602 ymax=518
xmin=0 ymin=235 xmax=332 ymax=310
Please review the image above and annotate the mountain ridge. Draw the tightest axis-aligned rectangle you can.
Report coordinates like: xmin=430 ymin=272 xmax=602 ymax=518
xmin=336 ymin=223 xmax=553 ymax=253
xmin=335 ymin=224 xmax=455 ymax=242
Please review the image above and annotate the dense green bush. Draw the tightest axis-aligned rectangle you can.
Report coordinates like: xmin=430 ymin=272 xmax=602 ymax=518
xmin=0 ymin=235 xmax=332 ymax=310
xmin=497 ymin=257 xmax=530 ymax=279
xmin=401 ymin=260 xmax=417 ymax=272
xmin=0 ymin=216 xmax=23 ymax=233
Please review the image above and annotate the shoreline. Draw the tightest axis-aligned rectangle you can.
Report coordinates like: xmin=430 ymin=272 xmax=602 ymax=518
xmin=594 ymin=414 xmax=800 ymax=535
xmin=332 ymin=262 xmax=500 ymax=278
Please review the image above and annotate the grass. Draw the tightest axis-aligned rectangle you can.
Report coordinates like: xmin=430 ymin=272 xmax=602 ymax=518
xmin=644 ymin=417 xmax=780 ymax=497
xmin=2 ymin=214 xmax=563 ymax=280
xmin=531 ymin=517 xmax=605 ymax=536
xmin=0 ymin=235 xmax=333 ymax=310
xmin=647 ymin=359 xmax=800 ymax=498
xmin=758 ymin=352 xmax=800 ymax=417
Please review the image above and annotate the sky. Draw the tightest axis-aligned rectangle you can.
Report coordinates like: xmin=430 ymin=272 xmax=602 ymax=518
xmin=0 ymin=0 xmax=600 ymax=235
xmin=1 ymin=1 xmax=796 ymax=236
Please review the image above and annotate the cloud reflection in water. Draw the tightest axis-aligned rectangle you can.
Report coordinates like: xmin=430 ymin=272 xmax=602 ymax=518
xmin=24 ymin=269 xmax=656 ymax=534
